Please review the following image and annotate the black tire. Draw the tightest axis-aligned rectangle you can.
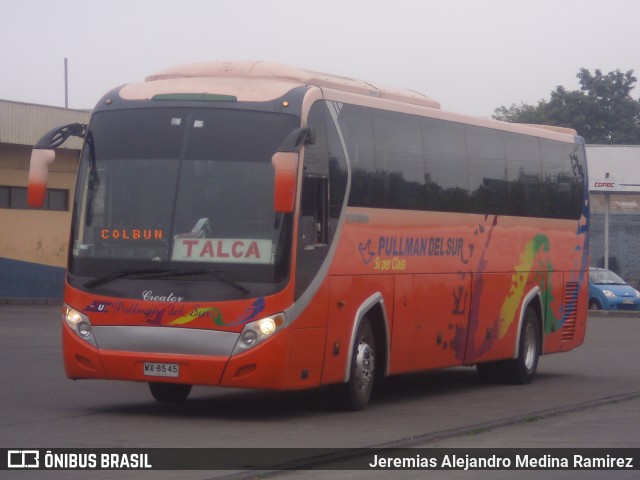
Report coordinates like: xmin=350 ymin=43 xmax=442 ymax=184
xmin=589 ymin=299 xmax=601 ymax=310
xmin=331 ymin=319 xmax=376 ymax=411
xmin=501 ymin=306 xmax=541 ymax=385
xmin=148 ymin=382 xmax=192 ymax=402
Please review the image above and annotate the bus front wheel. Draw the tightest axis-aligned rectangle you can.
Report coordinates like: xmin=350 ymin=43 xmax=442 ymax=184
xmin=331 ymin=319 xmax=376 ymax=411
xmin=148 ymin=382 xmax=192 ymax=402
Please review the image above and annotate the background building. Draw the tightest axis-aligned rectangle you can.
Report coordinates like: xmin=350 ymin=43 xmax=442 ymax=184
xmin=0 ymin=100 xmax=88 ymax=301
xmin=587 ymin=145 xmax=640 ymax=287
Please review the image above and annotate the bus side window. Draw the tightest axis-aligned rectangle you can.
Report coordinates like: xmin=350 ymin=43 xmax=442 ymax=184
xmin=299 ymin=176 xmax=328 ymax=247
xmin=295 ymin=101 xmax=347 ymax=299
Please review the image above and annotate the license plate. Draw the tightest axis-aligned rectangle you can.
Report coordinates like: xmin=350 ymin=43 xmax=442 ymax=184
xmin=143 ymin=362 xmax=179 ymax=378
xmin=622 ymin=299 xmax=634 ymax=305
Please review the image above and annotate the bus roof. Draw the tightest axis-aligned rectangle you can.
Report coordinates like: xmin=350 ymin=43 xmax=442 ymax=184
xmin=119 ymin=61 xmax=578 ymax=142
xmin=121 ymin=60 xmax=441 ymax=109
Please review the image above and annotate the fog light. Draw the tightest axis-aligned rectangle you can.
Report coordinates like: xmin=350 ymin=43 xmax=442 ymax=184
xmin=242 ymin=330 xmax=258 ymax=346
xmin=77 ymin=321 xmax=92 ymax=338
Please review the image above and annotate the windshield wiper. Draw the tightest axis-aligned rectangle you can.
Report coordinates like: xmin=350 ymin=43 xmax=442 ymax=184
xmin=85 ymin=267 xmax=249 ymax=294
xmin=84 ymin=268 xmax=174 ymax=288
xmin=84 ymin=133 xmax=99 ymax=227
xmin=133 ymin=268 xmax=250 ymax=294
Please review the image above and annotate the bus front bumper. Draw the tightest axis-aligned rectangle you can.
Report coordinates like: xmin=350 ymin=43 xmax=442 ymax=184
xmin=62 ymin=322 xmax=294 ymax=389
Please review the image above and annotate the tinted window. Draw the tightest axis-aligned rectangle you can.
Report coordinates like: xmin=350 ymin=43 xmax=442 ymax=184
xmin=90 ymin=108 xmax=187 ymax=160
xmin=335 ymin=102 xmax=584 ymax=219
xmin=373 ymin=110 xmax=425 ymax=209
xmin=336 ymin=105 xmax=376 ymax=207
xmin=465 ymin=125 xmax=507 ymax=214
xmin=70 ymin=108 xmax=299 ymax=299
xmin=339 ymin=105 xmax=428 ymax=210
xmin=505 ymin=133 xmax=543 ymax=217
xmin=296 ymin=101 xmax=348 ymax=298
xmin=422 ymin=118 xmax=470 ymax=212
xmin=540 ymin=140 xmax=585 ymax=219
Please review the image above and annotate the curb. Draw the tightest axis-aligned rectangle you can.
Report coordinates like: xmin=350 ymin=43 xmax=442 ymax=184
xmin=588 ymin=309 xmax=640 ymax=317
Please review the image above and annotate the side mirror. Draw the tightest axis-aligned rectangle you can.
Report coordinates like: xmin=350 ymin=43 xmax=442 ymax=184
xmin=28 ymin=149 xmax=56 ymax=207
xmin=26 ymin=123 xmax=86 ymax=208
xmin=271 ymin=126 xmax=315 ymax=213
xmin=271 ymin=152 xmax=299 ymax=213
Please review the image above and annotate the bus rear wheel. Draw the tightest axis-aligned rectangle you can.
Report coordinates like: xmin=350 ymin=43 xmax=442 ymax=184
xmin=476 ymin=306 xmax=540 ymax=385
xmin=331 ymin=319 xmax=376 ymax=411
xmin=501 ymin=306 xmax=540 ymax=385
xmin=148 ymin=382 xmax=192 ymax=402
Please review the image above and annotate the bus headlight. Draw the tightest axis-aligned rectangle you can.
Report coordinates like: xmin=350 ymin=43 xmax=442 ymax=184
xmin=233 ymin=313 xmax=286 ymax=355
xmin=62 ymin=304 xmax=97 ymax=348
xmin=258 ymin=317 xmax=277 ymax=336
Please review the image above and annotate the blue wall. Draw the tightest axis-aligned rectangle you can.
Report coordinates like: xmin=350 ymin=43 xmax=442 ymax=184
xmin=0 ymin=257 xmax=65 ymax=299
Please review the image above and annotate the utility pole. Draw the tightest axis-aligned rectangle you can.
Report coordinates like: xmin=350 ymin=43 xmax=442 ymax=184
xmin=64 ymin=58 xmax=69 ymax=109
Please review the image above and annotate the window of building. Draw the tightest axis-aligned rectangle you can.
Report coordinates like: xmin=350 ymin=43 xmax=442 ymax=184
xmin=0 ymin=186 xmax=69 ymax=211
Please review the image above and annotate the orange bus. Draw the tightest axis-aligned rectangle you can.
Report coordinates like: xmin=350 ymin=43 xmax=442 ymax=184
xmin=28 ymin=61 xmax=589 ymax=410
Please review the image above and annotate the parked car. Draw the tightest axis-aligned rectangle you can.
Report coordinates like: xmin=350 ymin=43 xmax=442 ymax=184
xmin=588 ymin=267 xmax=640 ymax=311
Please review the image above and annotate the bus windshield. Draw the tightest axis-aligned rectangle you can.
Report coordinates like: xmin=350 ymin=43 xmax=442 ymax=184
xmin=69 ymin=107 xmax=299 ymax=298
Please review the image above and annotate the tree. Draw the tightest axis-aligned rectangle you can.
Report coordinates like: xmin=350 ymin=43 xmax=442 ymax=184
xmin=493 ymin=69 xmax=640 ymax=144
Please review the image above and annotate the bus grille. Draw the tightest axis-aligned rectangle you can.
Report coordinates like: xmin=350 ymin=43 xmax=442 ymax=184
xmin=561 ymin=282 xmax=579 ymax=342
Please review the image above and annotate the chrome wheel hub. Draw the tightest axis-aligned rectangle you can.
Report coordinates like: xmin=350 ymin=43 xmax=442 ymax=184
xmin=354 ymin=338 xmax=374 ymax=392
xmin=523 ymin=323 xmax=537 ymax=370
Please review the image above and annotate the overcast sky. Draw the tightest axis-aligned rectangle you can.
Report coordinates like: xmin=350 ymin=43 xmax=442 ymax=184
xmin=2 ymin=0 xmax=639 ymax=117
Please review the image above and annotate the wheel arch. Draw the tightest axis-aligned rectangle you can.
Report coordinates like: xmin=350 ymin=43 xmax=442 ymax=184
xmin=512 ymin=287 xmax=544 ymax=359
xmin=343 ymin=292 xmax=390 ymax=383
